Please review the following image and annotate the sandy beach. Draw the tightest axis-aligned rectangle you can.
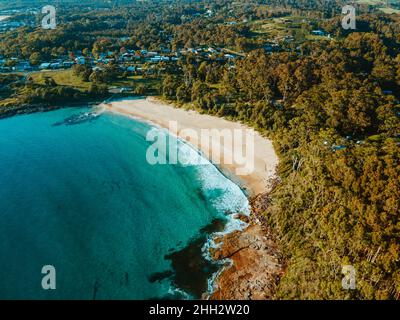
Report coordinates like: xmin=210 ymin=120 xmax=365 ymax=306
xmin=103 ymin=97 xmax=278 ymax=195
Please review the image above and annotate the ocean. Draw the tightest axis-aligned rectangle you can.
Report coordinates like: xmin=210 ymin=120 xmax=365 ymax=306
xmin=0 ymin=107 xmax=249 ymax=299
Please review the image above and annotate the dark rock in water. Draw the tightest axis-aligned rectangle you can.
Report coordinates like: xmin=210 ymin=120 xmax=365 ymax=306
xmin=209 ymin=194 xmax=284 ymax=300
xmin=92 ymin=279 xmax=100 ymax=300
xmin=209 ymin=224 xmax=283 ymax=300
xmin=199 ymin=218 xmax=226 ymax=234
xmin=164 ymin=218 xmax=226 ymax=299
xmin=52 ymin=111 xmax=101 ymax=126
xmin=148 ymin=270 xmax=174 ymax=283
xmin=233 ymin=213 xmax=250 ymax=223
xmin=148 ymin=291 xmax=188 ymax=300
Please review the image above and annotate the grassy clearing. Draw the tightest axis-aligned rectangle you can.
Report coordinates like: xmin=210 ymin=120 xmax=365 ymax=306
xmin=379 ymin=7 xmax=400 ymax=14
xmin=29 ymin=69 xmax=91 ymax=91
xmin=356 ymin=0 xmax=400 ymax=14
xmin=29 ymin=70 xmax=160 ymax=93
xmin=305 ymin=34 xmax=332 ymax=41
xmin=0 ymin=97 xmax=19 ymax=107
xmin=356 ymin=0 xmax=385 ymax=5
xmin=109 ymin=75 xmax=161 ymax=95
xmin=248 ymin=16 xmax=318 ymax=43
xmin=250 ymin=18 xmax=289 ymax=37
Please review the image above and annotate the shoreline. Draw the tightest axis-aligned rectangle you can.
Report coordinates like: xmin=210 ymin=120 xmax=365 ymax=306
xmin=102 ymin=96 xmax=283 ymax=300
xmin=101 ymin=96 xmax=278 ymax=196
xmin=208 ymin=190 xmax=284 ymax=299
xmin=0 ymin=99 xmax=106 ymax=120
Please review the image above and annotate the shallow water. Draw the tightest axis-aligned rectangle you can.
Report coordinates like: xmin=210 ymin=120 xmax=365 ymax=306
xmin=0 ymin=107 xmax=248 ymax=299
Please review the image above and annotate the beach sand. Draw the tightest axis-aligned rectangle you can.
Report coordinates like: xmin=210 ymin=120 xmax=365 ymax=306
xmin=103 ymin=97 xmax=278 ymax=196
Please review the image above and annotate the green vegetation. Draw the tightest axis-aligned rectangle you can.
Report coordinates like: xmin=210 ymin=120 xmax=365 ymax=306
xmin=30 ymin=69 xmax=91 ymax=91
xmin=357 ymin=0 xmax=400 ymax=14
xmin=159 ymin=13 xmax=400 ymax=299
xmin=0 ymin=74 xmax=104 ymax=118
xmin=0 ymin=0 xmax=399 ymax=299
xmin=379 ymin=7 xmax=400 ymax=14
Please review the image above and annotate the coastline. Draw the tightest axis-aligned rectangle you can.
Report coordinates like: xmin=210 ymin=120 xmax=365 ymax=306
xmin=208 ymin=191 xmax=284 ymax=299
xmin=0 ymin=99 xmax=106 ymax=120
xmin=102 ymin=96 xmax=278 ymax=196
xmin=102 ymin=96 xmax=283 ymax=300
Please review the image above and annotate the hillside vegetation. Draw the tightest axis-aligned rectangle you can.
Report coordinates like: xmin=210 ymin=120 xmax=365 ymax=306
xmin=160 ymin=14 xmax=400 ymax=299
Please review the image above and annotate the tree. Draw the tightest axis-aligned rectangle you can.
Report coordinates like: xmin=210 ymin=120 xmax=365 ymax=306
xmin=82 ymin=48 xmax=90 ymax=57
xmin=73 ymin=64 xmax=92 ymax=82
xmin=176 ymin=84 xmax=190 ymax=103
xmin=89 ymin=83 xmax=108 ymax=95
xmin=29 ymin=52 xmax=42 ymax=66
xmin=134 ymin=84 xmax=146 ymax=95
xmin=44 ymin=77 xmax=57 ymax=87
xmin=89 ymin=71 xmax=106 ymax=84
xmin=162 ymin=75 xmax=179 ymax=99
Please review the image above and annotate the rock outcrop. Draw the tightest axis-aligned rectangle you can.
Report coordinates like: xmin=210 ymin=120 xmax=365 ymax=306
xmin=208 ymin=193 xmax=284 ymax=300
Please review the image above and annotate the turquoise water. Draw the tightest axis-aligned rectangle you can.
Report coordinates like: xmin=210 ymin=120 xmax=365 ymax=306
xmin=0 ymin=107 xmax=248 ymax=299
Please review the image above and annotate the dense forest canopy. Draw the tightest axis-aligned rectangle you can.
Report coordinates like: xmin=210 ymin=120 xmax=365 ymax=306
xmin=158 ymin=12 xmax=400 ymax=299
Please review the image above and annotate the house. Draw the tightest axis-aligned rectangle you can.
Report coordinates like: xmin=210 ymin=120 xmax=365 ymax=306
xmin=39 ymin=63 xmax=51 ymax=70
xmin=62 ymin=61 xmax=74 ymax=68
xmin=283 ymin=36 xmax=294 ymax=42
xmin=186 ymin=48 xmax=198 ymax=54
xmin=146 ymin=51 xmax=158 ymax=57
xmin=75 ymin=56 xmax=86 ymax=65
xmin=150 ymin=56 xmax=170 ymax=63
xmin=264 ymin=44 xmax=273 ymax=53
xmin=332 ymin=145 xmax=346 ymax=152
xmin=121 ymin=53 xmax=136 ymax=62
xmin=312 ymin=30 xmax=325 ymax=36
xmin=16 ymin=61 xmax=32 ymax=71
xmin=264 ymin=43 xmax=279 ymax=53
xmin=50 ymin=62 xmax=62 ymax=69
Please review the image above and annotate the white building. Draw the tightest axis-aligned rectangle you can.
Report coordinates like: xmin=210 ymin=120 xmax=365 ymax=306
xmin=75 ymin=56 xmax=86 ymax=65
xmin=39 ymin=63 xmax=51 ymax=70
